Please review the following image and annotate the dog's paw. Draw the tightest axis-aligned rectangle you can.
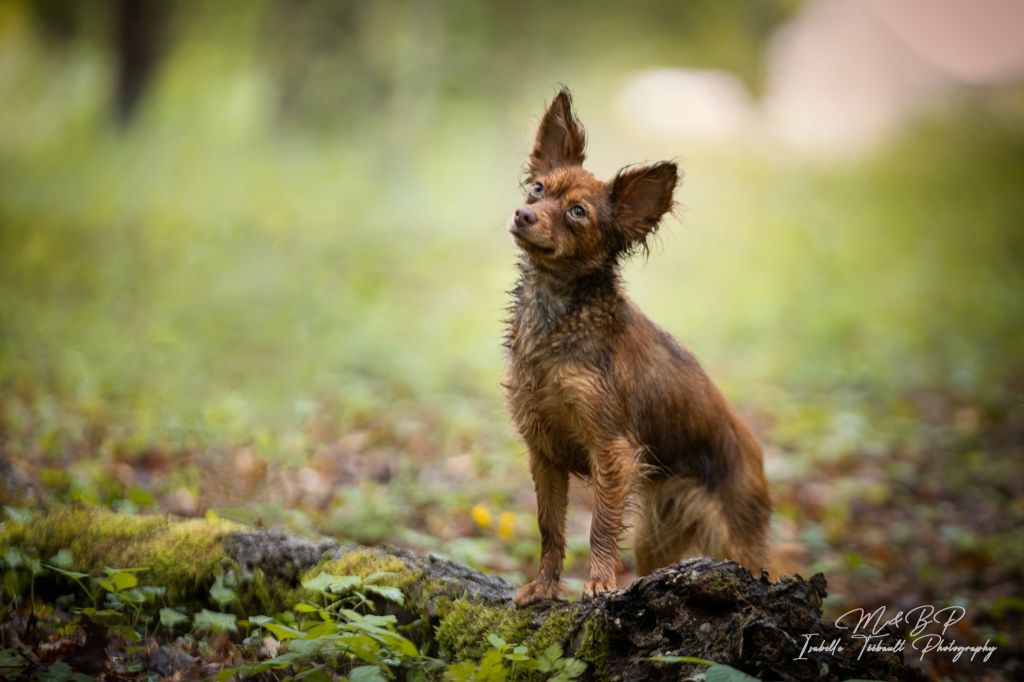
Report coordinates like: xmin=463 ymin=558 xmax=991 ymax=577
xmin=581 ymin=576 xmax=617 ymax=600
xmin=514 ymin=579 xmax=560 ymax=606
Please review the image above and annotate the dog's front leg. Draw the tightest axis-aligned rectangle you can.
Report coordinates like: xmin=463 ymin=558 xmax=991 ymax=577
xmin=514 ymin=450 xmax=569 ymax=606
xmin=583 ymin=437 xmax=637 ymax=599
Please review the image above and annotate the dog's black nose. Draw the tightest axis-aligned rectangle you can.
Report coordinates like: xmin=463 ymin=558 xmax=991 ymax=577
xmin=514 ymin=207 xmax=538 ymax=228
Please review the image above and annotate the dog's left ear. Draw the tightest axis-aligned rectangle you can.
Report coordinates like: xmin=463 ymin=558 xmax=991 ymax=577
xmin=529 ymin=88 xmax=586 ymax=175
xmin=610 ymin=161 xmax=679 ymax=245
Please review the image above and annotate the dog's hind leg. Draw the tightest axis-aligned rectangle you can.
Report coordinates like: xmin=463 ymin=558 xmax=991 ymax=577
xmin=634 ymin=476 xmax=769 ymax=575
xmin=634 ymin=477 xmax=706 ymax=575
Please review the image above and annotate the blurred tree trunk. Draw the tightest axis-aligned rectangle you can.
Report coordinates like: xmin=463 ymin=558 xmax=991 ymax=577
xmin=113 ymin=0 xmax=168 ymax=125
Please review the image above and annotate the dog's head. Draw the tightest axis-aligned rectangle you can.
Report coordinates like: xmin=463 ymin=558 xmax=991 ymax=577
xmin=509 ymin=88 xmax=679 ymax=274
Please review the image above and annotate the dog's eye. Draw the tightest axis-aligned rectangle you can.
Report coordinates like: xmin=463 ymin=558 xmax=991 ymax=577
xmin=530 ymin=181 xmax=544 ymax=196
xmin=569 ymin=204 xmax=587 ymax=219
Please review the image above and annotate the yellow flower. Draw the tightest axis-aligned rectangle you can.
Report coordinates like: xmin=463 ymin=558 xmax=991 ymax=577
xmin=497 ymin=512 xmax=517 ymax=539
xmin=471 ymin=503 xmax=492 ymax=530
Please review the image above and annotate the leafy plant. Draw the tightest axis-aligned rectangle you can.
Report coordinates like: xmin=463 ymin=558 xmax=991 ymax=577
xmin=223 ymin=571 xmax=433 ymax=680
xmin=444 ymin=633 xmax=586 ymax=682
xmin=649 ymin=655 xmax=762 ymax=682
xmin=1 ymin=552 xmax=170 ymax=679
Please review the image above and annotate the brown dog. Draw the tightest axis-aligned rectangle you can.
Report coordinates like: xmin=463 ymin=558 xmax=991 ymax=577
xmin=505 ymin=89 xmax=771 ymax=605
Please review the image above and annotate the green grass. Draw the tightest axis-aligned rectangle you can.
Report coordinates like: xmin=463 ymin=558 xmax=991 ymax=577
xmin=4 ymin=103 xmax=1022 ymax=454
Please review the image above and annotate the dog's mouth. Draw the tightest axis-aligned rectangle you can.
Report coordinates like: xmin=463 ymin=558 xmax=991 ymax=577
xmin=510 ymin=227 xmax=555 ymax=255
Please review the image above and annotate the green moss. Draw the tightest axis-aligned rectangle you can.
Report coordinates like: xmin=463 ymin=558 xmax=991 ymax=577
xmin=576 ymin=612 xmax=611 ymax=681
xmin=296 ymin=548 xmax=426 ymax=616
xmin=1 ymin=507 xmax=240 ymax=602
xmin=434 ymin=597 xmax=532 ymax=661
xmin=702 ymin=570 xmax=742 ymax=598
xmin=229 ymin=564 xmax=301 ymax=615
xmin=525 ymin=603 xmax=579 ymax=656
xmin=305 ymin=548 xmax=417 ymax=588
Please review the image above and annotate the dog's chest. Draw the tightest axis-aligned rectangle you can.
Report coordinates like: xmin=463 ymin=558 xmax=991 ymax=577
xmin=505 ymin=352 xmax=592 ymax=472
xmin=506 ymin=344 xmax=582 ymax=418
xmin=505 ymin=296 xmax=615 ymax=469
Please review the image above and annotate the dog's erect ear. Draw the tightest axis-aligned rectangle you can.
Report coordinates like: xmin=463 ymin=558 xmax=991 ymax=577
xmin=529 ymin=88 xmax=586 ymax=175
xmin=610 ymin=161 xmax=679 ymax=245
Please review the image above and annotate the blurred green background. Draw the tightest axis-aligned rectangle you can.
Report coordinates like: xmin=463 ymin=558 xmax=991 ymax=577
xmin=1 ymin=0 xmax=1022 ymax=677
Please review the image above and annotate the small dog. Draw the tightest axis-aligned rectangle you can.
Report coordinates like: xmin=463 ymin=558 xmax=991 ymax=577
xmin=505 ymin=89 xmax=771 ymax=605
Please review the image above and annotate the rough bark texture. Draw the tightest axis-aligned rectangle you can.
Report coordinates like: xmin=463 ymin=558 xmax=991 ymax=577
xmin=2 ymin=509 xmax=925 ymax=681
xmin=344 ymin=547 xmax=923 ymax=681
xmin=226 ymin=529 xmax=339 ymax=582
xmin=577 ymin=559 xmax=921 ymax=681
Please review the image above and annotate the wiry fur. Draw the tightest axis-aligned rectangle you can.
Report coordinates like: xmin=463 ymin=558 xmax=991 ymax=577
xmin=505 ymin=89 xmax=772 ymax=605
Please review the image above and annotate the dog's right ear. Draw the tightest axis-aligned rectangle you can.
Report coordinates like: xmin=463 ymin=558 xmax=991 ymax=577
xmin=529 ymin=88 xmax=586 ymax=176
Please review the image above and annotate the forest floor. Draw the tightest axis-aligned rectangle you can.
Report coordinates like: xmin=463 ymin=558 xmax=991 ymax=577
xmin=2 ymin=377 xmax=1022 ymax=680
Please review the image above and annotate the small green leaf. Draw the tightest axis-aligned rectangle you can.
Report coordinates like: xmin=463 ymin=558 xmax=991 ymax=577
xmin=48 ymin=549 xmax=74 ymax=569
xmin=487 ymin=633 xmax=506 ymax=649
xmin=3 ymin=548 xmax=23 ymax=569
xmin=551 ymin=657 xmax=587 ymax=681
xmin=361 ymin=571 xmax=401 ymax=584
xmin=364 ymin=584 xmax=405 ymax=605
xmin=209 ymin=575 xmax=236 ymax=606
xmin=286 ymin=638 xmax=327 ymax=657
xmin=338 ymin=609 xmax=397 ymax=628
xmin=105 ymin=571 xmax=138 ymax=591
xmin=90 ymin=608 xmax=127 ymax=622
xmin=349 ymin=665 xmax=388 ymax=682
xmin=264 ymin=622 xmax=303 ymax=640
xmin=3 ymin=507 xmax=31 ymax=523
xmin=649 ymin=655 xmax=717 ymax=666
xmin=0 ymin=650 xmax=26 ymax=668
xmin=44 ymin=564 xmax=89 ymax=580
xmin=193 ymin=609 xmax=237 ymax=634
xmin=304 ymin=620 xmax=338 ymax=639
xmin=336 ymin=633 xmax=387 ymax=666
xmin=302 ymin=572 xmax=360 ymax=594
xmin=372 ymin=630 xmax=419 ymax=658
xmin=248 ymin=615 xmax=272 ymax=626
xmin=119 ymin=587 xmax=146 ymax=604
xmin=160 ymin=607 xmax=189 ymax=630
xmin=295 ymin=666 xmax=333 ymax=682
xmin=706 ymin=664 xmax=762 ymax=682
xmin=294 ymin=602 xmax=319 ymax=613
xmin=237 ymin=652 xmax=303 ymax=676
xmin=477 ymin=650 xmax=508 ymax=680
xmin=39 ymin=661 xmax=73 ymax=682
xmin=109 ymin=624 xmax=141 ymax=641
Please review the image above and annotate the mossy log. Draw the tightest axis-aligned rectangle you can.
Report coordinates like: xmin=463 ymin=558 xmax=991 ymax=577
xmin=1 ymin=508 xmax=924 ymax=681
